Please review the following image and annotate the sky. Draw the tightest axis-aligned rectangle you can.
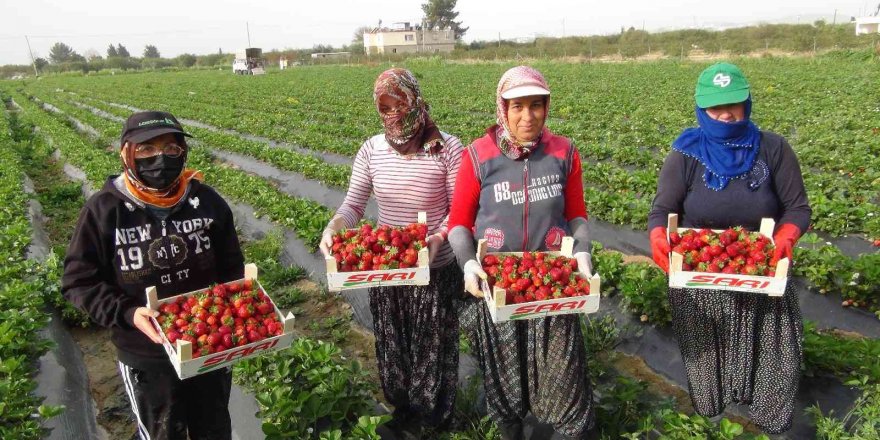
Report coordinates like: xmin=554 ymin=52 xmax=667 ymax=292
xmin=0 ymin=0 xmax=874 ymax=65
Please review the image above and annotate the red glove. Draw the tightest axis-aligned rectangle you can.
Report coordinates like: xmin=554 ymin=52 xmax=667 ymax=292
xmin=772 ymin=223 xmax=801 ymax=265
xmin=650 ymin=226 xmax=671 ymax=273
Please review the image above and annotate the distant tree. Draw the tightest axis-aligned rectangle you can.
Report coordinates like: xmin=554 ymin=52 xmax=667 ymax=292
xmin=422 ymin=0 xmax=467 ymax=39
xmin=116 ymin=44 xmax=130 ymax=58
xmin=312 ymin=44 xmax=335 ymax=53
xmin=352 ymin=25 xmax=372 ymax=42
xmin=34 ymin=57 xmax=49 ymax=72
xmin=143 ymin=45 xmax=160 ymax=58
xmin=107 ymin=44 xmax=118 ymax=57
xmin=48 ymin=42 xmax=77 ymax=63
xmin=176 ymin=53 xmax=197 ymax=68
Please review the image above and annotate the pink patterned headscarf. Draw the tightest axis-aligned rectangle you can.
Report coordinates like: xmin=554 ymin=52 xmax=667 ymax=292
xmin=373 ymin=68 xmax=443 ymax=154
xmin=496 ymin=66 xmax=551 ymax=159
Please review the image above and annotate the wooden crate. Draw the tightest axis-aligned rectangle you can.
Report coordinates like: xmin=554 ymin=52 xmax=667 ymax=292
xmin=325 ymin=212 xmax=430 ymax=292
xmin=477 ymin=236 xmax=601 ymax=322
xmin=667 ymin=213 xmax=790 ymax=296
xmin=147 ymin=264 xmax=295 ymax=379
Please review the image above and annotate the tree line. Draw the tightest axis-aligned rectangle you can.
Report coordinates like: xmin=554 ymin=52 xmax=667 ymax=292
xmin=2 ymin=20 xmax=876 ymax=79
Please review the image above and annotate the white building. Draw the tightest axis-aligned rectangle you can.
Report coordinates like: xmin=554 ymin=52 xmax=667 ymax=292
xmin=855 ymin=16 xmax=880 ymax=35
xmin=363 ymin=22 xmax=455 ymax=55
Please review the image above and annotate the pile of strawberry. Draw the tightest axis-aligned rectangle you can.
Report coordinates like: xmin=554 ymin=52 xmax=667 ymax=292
xmin=155 ymin=280 xmax=283 ymax=358
xmin=330 ymin=222 xmax=428 ymax=272
xmin=670 ymin=227 xmax=777 ymax=275
xmin=481 ymin=252 xmax=591 ymax=304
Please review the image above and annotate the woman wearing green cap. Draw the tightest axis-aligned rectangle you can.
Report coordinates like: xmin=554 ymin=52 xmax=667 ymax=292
xmin=647 ymin=63 xmax=811 ymax=434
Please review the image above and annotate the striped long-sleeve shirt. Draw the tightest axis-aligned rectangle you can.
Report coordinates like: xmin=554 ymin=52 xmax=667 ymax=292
xmin=335 ymin=132 xmax=464 ymax=268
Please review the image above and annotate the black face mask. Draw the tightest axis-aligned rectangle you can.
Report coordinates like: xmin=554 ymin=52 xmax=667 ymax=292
xmin=134 ymin=154 xmax=184 ymax=190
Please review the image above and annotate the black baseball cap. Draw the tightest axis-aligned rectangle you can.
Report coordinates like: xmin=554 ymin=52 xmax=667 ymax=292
xmin=120 ymin=111 xmax=192 ymax=145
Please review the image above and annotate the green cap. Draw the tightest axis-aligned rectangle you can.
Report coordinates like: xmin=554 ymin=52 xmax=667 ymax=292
xmin=694 ymin=62 xmax=750 ymax=108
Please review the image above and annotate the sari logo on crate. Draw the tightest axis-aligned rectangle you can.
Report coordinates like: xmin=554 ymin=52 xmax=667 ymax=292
xmin=342 ymin=270 xmax=420 ymax=287
xmin=198 ymin=338 xmax=281 ymax=371
xmin=685 ymin=274 xmax=770 ymax=289
xmin=509 ymin=299 xmax=588 ymax=319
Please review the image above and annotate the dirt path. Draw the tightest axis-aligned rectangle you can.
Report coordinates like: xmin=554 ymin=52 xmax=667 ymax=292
xmin=68 ymin=327 xmax=137 ymax=440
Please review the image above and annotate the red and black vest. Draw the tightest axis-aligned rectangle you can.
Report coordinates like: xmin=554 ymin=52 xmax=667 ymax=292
xmin=467 ymin=126 xmax=575 ymax=252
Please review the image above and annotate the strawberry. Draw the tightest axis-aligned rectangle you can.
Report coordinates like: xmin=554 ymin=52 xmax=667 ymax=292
xmin=725 ymin=242 xmax=743 ymax=258
xmin=211 ymin=284 xmax=227 ymax=298
xmin=166 ymin=330 xmax=180 ymax=343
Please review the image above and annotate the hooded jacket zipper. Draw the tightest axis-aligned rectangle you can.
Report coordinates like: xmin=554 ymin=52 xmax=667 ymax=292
xmin=522 ymin=158 xmax=530 ymax=250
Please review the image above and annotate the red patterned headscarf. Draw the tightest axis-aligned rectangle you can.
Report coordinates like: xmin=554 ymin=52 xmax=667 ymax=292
xmin=496 ymin=66 xmax=551 ymax=159
xmin=373 ymin=68 xmax=444 ymax=155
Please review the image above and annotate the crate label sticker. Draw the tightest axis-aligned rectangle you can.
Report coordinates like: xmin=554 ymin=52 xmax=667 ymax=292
xmin=198 ymin=338 xmax=281 ymax=372
xmin=341 ymin=270 xmax=420 ymax=287
xmin=509 ymin=299 xmax=588 ymax=320
xmin=684 ymin=274 xmax=771 ymax=290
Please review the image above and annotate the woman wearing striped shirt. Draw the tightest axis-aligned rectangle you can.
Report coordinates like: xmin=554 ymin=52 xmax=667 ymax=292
xmin=319 ymin=68 xmax=464 ymax=436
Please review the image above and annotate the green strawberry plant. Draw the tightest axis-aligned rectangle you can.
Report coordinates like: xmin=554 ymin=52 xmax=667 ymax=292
xmin=0 ymin=95 xmax=65 ymax=439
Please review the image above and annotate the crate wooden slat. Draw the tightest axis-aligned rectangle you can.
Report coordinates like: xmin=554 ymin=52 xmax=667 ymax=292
xmin=147 ymin=263 xmax=295 ymax=379
xmin=667 ymin=213 xmax=789 ymax=297
xmin=476 ymin=237 xmax=601 ymax=322
xmin=325 ymin=212 xmax=430 ymax=292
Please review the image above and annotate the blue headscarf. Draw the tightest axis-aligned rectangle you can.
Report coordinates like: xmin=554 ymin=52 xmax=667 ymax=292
xmin=672 ymin=98 xmax=762 ymax=191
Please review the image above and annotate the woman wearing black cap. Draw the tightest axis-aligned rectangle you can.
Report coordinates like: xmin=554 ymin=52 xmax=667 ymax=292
xmin=648 ymin=63 xmax=811 ymax=433
xmin=62 ymin=111 xmax=244 ymax=440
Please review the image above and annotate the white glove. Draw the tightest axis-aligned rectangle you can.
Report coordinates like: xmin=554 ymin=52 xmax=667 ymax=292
xmin=426 ymin=233 xmax=444 ymax=263
xmin=319 ymin=216 xmax=346 ymax=257
xmin=463 ymin=259 xmax=487 ymax=298
xmin=574 ymin=252 xmax=593 ymax=277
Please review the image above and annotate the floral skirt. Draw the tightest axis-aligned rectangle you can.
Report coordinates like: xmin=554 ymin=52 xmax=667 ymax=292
xmin=669 ymin=283 xmax=802 ymax=434
xmin=459 ymin=297 xmax=595 ymax=438
xmin=368 ymin=263 xmax=462 ymax=429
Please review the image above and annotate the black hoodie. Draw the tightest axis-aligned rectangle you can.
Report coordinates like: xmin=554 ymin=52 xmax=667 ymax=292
xmin=62 ymin=176 xmax=244 ymax=370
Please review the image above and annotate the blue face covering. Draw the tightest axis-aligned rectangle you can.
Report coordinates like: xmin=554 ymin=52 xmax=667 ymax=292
xmin=672 ymin=98 xmax=761 ymax=191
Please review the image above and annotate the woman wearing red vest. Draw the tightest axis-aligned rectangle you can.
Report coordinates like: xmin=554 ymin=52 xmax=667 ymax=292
xmin=448 ymin=66 xmax=595 ymax=440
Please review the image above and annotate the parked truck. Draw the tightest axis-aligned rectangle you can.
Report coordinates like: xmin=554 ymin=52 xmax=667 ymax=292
xmin=232 ymin=48 xmax=265 ymax=75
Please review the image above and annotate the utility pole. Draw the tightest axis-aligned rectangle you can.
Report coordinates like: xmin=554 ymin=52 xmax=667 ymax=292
xmin=25 ymin=35 xmax=38 ymax=77
xmin=562 ymin=18 xmax=566 ymax=38
xmin=833 ymin=9 xmax=838 ymax=24
xmin=246 ymin=22 xmax=252 ymax=47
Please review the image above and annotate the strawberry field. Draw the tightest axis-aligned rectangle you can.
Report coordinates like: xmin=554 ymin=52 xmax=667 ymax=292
xmin=2 ymin=54 xmax=879 ymax=439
